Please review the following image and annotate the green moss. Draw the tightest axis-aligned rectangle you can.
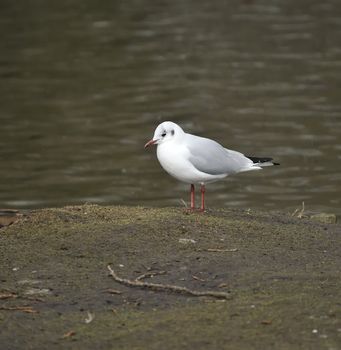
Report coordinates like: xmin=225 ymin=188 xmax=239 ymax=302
xmin=0 ymin=205 xmax=340 ymax=349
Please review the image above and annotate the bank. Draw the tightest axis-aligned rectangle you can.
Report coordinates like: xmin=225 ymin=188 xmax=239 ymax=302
xmin=0 ymin=205 xmax=340 ymax=349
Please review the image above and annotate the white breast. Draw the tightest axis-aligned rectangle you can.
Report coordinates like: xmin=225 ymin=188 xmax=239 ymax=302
xmin=156 ymin=141 xmax=227 ymax=184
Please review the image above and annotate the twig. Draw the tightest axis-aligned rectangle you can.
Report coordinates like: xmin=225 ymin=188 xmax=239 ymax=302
xmin=292 ymin=201 xmax=305 ymax=218
xmin=206 ymin=248 xmax=238 ymax=252
xmin=261 ymin=320 xmax=272 ymax=325
xmin=21 ymin=296 xmax=45 ymax=303
xmin=0 ymin=306 xmax=38 ymax=313
xmin=192 ymin=275 xmax=206 ymax=282
xmin=85 ymin=311 xmax=95 ymax=324
xmin=62 ymin=330 xmax=76 ymax=339
xmin=105 ymin=289 xmax=123 ymax=295
xmin=179 ymin=199 xmax=188 ymax=208
xmin=136 ymin=270 xmax=166 ymax=281
xmin=107 ymin=265 xmax=231 ymax=300
xmin=0 ymin=290 xmax=44 ymax=302
xmin=298 ymin=201 xmax=305 ymax=218
xmin=0 ymin=292 xmax=17 ymax=300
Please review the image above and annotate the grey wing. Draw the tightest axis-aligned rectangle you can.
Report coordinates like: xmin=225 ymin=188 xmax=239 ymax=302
xmin=186 ymin=134 xmax=253 ymax=175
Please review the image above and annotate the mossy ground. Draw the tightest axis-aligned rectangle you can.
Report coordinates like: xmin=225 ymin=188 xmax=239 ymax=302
xmin=0 ymin=205 xmax=340 ymax=349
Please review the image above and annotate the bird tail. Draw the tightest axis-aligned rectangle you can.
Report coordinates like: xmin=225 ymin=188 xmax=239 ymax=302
xmin=247 ymin=156 xmax=280 ymax=167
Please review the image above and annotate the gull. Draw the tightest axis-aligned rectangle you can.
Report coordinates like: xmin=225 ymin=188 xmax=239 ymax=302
xmin=144 ymin=121 xmax=279 ymax=211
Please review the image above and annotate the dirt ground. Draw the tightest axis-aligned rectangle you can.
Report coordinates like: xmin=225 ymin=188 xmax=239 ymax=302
xmin=0 ymin=205 xmax=340 ymax=350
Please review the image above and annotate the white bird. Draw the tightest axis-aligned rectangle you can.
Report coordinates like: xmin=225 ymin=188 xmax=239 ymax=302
xmin=145 ymin=121 xmax=279 ymax=211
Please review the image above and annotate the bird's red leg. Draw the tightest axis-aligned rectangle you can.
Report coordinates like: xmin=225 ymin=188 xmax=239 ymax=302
xmin=200 ymin=184 xmax=205 ymax=211
xmin=190 ymin=184 xmax=195 ymax=210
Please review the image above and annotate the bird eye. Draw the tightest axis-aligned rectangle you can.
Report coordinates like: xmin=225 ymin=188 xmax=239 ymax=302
xmin=161 ymin=132 xmax=166 ymax=137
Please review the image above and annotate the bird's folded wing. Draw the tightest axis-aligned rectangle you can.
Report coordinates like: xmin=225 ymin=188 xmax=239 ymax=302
xmin=186 ymin=134 xmax=253 ymax=175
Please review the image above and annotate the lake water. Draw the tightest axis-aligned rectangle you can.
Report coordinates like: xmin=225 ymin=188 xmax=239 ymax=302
xmin=1 ymin=0 xmax=340 ymax=216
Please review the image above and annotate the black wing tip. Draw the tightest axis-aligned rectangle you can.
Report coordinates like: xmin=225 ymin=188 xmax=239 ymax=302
xmin=247 ymin=156 xmax=280 ymax=166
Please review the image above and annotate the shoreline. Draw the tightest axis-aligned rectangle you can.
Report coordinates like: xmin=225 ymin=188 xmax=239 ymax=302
xmin=1 ymin=205 xmax=340 ymax=349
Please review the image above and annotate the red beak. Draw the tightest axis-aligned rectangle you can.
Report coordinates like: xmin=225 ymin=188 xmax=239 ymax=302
xmin=144 ymin=139 xmax=157 ymax=149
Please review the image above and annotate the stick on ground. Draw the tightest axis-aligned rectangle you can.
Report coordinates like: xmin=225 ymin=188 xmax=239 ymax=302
xmin=0 ymin=306 xmax=38 ymax=313
xmin=135 ymin=270 xmax=166 ymax=281
xmin=206 ymin=248 xmax=238 ymax=252
xmin=107 ymin=265 xmax=231 ymax=300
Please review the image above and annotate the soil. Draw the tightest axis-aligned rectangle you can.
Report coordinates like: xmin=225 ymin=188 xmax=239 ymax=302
xmin=0 ymin=205 xmax=340 ymax=349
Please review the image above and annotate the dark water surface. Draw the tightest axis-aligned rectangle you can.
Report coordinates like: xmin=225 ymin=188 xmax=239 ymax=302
xmin=1 ymin=0 xmax=340 ymax=215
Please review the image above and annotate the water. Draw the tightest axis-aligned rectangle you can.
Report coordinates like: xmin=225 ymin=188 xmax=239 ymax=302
xmin=1 ymin=0 xmax=340 ymax=215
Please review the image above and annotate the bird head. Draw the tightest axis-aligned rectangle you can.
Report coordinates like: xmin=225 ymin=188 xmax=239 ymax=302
xmin=144 ymin=121 xmax=184 ymax=148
